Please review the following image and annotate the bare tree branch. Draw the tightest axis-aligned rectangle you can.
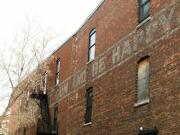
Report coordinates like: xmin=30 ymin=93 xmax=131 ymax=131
xmin=0 ymin=17 xmax=54 ymax=134
xmin=1 ymin=55 xmax=14 ymax=89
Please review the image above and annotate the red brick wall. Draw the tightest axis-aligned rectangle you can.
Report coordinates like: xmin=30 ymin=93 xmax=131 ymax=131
xmin=47 ymin=0 xmax=180 ymax=135
xmin=8 ymin=0 xmax=180 ymax=134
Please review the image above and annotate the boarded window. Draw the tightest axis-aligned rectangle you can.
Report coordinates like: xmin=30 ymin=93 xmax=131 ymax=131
xmin=137 ymin=58 xmax=150 ymax=103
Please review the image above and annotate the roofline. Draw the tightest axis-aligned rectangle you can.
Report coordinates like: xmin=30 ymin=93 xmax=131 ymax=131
xmin=50 ymin=0 xmax=105 ymax=56
xmin=2 ymin=0 xmax=106 ymax=115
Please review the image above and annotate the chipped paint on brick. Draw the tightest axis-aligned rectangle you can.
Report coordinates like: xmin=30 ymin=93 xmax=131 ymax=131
xmin=92 ymin=56 xmax=106 ymax=77
xmin=53 ymin=0 xmax=179 ymax=105
xmin=72 ymin=69 xmax=87 ymax=89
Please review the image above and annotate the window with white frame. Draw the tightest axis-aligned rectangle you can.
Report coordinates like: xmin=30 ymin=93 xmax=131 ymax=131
xmin=88 ymin=29 xmax=96 ymax=62
xmin=55 ymin=59 xmax=60 ymax=85
xmin=43 ymin=72 xmax=48 ymax=94
xmin=139 ymin=0 xmax=150 ymax=22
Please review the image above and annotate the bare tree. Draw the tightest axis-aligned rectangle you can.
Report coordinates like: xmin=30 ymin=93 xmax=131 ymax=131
xmin=0 ymin=17 xmax=54 ymax=134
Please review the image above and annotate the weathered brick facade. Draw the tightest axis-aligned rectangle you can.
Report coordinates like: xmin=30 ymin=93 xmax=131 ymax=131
xmin=7 ymin=0 xmax=180 ymax=134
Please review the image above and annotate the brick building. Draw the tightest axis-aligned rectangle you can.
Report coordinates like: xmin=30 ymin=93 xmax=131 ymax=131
xmin=7 ymin=0 xmax=180 ymax=135
xmin=0 ymin=114 xmax=9 ymax=135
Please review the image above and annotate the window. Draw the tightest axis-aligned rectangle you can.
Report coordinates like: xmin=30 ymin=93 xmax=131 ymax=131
xmin=85 ymin=88 xmax=93 ymax=123
xmin=23 ymin=128 xmax=28 ymax=135
xmin=136 ymin=57 xmax=150 ymax=105
xmin=139 ymin=0 xmax=150 ymax=22
xmin=88 ymin=29 xmax=96 ymax=62
xmin=43 ymin=72 xmax=48 ymax=94
xmin=18 ymin=129 xmax=20 ymax=134
xmin=55 ymin=59 xmax=60 ymax=85
xmin=53 ymin=104 xmax=58 ymax=134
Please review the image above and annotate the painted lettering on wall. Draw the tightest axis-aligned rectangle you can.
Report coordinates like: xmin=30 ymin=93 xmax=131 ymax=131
xmin=92 ymin=56 xmax=106 ymax=77
xmin=159 ymin=6 xmax=175 ymax=32
xmin=60 ymin=81 xmax=69 ymax=97
xmin=112 ymin=39 xmax=136 ymax=65
xmin=53 ymin=1 xmax=179 ymax=105
xmin=72 ymin=69 xmax=87 ymax=89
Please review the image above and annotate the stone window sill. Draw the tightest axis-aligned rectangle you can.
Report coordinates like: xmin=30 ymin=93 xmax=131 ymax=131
xmin=136 ymin=16 xmax=152 ymax=29
xmin=134 ymin=99 xmax=150 ymax=107
xmin=83 ymin=122 xmax=92 ymax=127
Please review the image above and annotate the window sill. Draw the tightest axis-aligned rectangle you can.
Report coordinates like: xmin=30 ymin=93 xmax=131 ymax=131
xmin=136 ymin=16 xmax=152 ymax=29
xmin=55 ymin=84 xmax=60 ymax=88
xmin=134 ymin=99 xmax=150 ymax=107
xmin=83 ymin=122 xmax=92 ymax=127
xmin=87 ymin=59 xmax=95 ymax=65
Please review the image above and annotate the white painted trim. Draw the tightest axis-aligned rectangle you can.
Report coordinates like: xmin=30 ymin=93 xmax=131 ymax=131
xmin=83 ymin=122 xmax=92 ymax=126
xmin=134 ymin=99 xmax=150 ymax=107
xmin=136 ymin=16 xmax=152 ymax=29
xmin=86 ymin=59 xmax=95 ymax=64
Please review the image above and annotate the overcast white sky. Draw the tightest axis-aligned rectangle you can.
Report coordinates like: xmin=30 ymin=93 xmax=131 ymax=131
xmin=0 ymin=0 xmax=102 ymax=114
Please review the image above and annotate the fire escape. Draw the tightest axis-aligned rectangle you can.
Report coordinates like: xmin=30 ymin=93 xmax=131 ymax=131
xmin=31 ymin=90 xmax=57 ymax=135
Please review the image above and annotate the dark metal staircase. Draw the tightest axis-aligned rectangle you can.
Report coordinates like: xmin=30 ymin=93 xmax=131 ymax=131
xmin=31 ymin=91 xmax=57 ymax=135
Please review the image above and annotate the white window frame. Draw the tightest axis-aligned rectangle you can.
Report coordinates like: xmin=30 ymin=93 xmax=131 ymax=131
xmin=88 ymin=29 xmax=96 ymax=62
xmin=55 ymin=59 xmax=60 ymax=85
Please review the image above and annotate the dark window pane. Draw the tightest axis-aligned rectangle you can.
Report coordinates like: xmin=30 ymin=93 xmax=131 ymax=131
xmin=143 ymin=2 xmax=150 ymax=16
xmin=140 ymin=0 xmax=148 ymax=5
xmin=23 ymin=128 xmax=27 ymax=135
xmin=85 ymin=88 xmax=93 ymax=123
xmin=141 ymin=2 xmax=150 ymax=19
xmin=139 ymin=0 xmax=150 ymax=22
xmin=85 ymin=107 xmax=92 ymax=123
xmin=53 ymin=104 xmax=58 ymax=133
xmin=87 ymin=92 xmax=93 ymax=107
